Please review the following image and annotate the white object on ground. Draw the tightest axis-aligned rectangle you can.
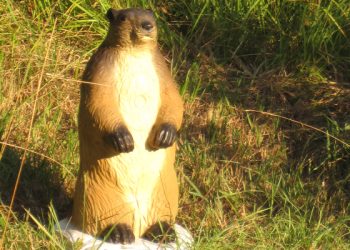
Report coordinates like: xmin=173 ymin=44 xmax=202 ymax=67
xmin=57 ymin=218 xmax=193 ymax=250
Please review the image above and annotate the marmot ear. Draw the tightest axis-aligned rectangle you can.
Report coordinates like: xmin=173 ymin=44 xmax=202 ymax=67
xmin=106 ymin=8 xmax=118 ymax=22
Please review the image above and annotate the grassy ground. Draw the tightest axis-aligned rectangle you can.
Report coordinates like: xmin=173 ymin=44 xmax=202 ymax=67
xmin=1 ymin=0 xmax=350 ymax=249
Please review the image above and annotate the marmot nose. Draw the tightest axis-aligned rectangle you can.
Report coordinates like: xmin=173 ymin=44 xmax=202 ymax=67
xmin=141 ymin=21 xmax=153 ymax=31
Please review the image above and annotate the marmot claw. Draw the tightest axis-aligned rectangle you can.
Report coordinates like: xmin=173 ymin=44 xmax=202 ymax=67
xmin=110 ymin=125 xmax=134 ymax=153
xmin=153 ymin=123 xmax=177 ymax=149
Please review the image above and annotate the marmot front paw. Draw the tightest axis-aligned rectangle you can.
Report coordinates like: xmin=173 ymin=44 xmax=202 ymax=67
xmin=108 ymin=125 xmax=134 ymax=153
xmin=100 ymin=223 xmax=135 ymax=244
xmin=149 ymin=123 xmax=177 ymax=149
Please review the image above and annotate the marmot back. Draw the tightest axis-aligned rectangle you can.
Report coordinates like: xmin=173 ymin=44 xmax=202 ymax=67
xmin=72 ymin=8 xmax=183 ymax=244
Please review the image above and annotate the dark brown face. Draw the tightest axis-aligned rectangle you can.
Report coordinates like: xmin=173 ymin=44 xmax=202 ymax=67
xmin=105 ymin=8 xmax=157 ymax=48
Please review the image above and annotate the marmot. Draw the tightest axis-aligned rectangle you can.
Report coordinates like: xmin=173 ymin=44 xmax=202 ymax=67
xmin=72 ymin=8 xmax=184 ymax=244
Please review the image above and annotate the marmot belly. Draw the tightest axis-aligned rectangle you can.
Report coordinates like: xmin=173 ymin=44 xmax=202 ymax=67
xmin=111 ymin=51 xmax=165 ymax=236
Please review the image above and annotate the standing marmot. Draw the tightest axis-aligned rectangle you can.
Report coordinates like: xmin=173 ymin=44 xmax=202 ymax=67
xmin=72 ymin=8 xmax=183 ymax=244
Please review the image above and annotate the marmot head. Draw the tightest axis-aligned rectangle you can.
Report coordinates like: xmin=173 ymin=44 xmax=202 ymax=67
xmin=104 ymin=8 xmax=157 ymax=49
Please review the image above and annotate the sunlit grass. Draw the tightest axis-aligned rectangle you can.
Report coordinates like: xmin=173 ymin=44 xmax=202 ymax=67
xmin=1 ymin=0 xmax=350 ymax=249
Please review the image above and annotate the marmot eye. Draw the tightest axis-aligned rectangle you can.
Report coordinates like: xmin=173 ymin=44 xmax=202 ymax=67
xmin=118 ymin=14 xmax=126 ymax=22
xmin=141 ymin=21 xmax=154 ymax=31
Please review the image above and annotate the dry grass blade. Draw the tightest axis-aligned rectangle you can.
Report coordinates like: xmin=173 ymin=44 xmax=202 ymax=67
xmin=24 ymin=208 xmax=65 ymax=250
xmin=0 ymin=20 xmax=57 ymax=248
xmin=244 ymin=109 xmax=350 ymax=148
xmin=0 ymin=141 xmax=65 ymax=168
xmin=45 ymin=73 xmax=113 ymax=87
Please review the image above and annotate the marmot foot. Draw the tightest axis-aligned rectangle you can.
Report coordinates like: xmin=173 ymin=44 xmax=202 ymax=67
xmin=142 ymin=221 xmax=176 ymax=243
xmin=100 ymin=223 xmax=135 ymax=244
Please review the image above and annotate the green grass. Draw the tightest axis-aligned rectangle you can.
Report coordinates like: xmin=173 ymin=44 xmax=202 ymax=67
xmin=1 ymin=0 xmax=350 ymax=249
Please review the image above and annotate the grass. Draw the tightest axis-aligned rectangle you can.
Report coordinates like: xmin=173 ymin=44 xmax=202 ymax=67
xmin=1 ymin=0 xmax=350 ymax=249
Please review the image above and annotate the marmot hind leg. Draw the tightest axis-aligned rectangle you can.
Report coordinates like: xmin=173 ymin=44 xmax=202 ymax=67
xmin=72 ymin=165 xmax=135 ymax=237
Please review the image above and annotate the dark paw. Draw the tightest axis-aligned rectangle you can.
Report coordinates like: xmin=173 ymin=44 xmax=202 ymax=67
xmin=142 ymin=221 xmax=176 ymax=243
xmin=100 ymin=223 xmax=135 ymax=244
xmin=151 ymin=123 xmax=177 ymax=149
xmin=108 ymin=125 xmax=134 ymax=153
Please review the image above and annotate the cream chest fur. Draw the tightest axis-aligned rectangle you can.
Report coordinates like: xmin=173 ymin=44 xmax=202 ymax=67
xmin=110 ymin=49 xmax=166 ymax=236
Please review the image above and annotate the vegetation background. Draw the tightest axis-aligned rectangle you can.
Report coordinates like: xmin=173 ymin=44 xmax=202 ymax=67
xmin=0 ymin=0 xmax=349 ymax=249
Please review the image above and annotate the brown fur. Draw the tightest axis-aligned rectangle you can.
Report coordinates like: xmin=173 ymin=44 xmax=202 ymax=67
xmin=72 ymin=8 xmax=183 ymax=238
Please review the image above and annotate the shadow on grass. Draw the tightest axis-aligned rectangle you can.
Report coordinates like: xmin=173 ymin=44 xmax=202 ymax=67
xmin=0 ymin=146 xmax=73 ymax=223
xmin=179 ymin=52 xmax=350 ymax=217
xmin=208 ymin=68 xmax=350 ymax=211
